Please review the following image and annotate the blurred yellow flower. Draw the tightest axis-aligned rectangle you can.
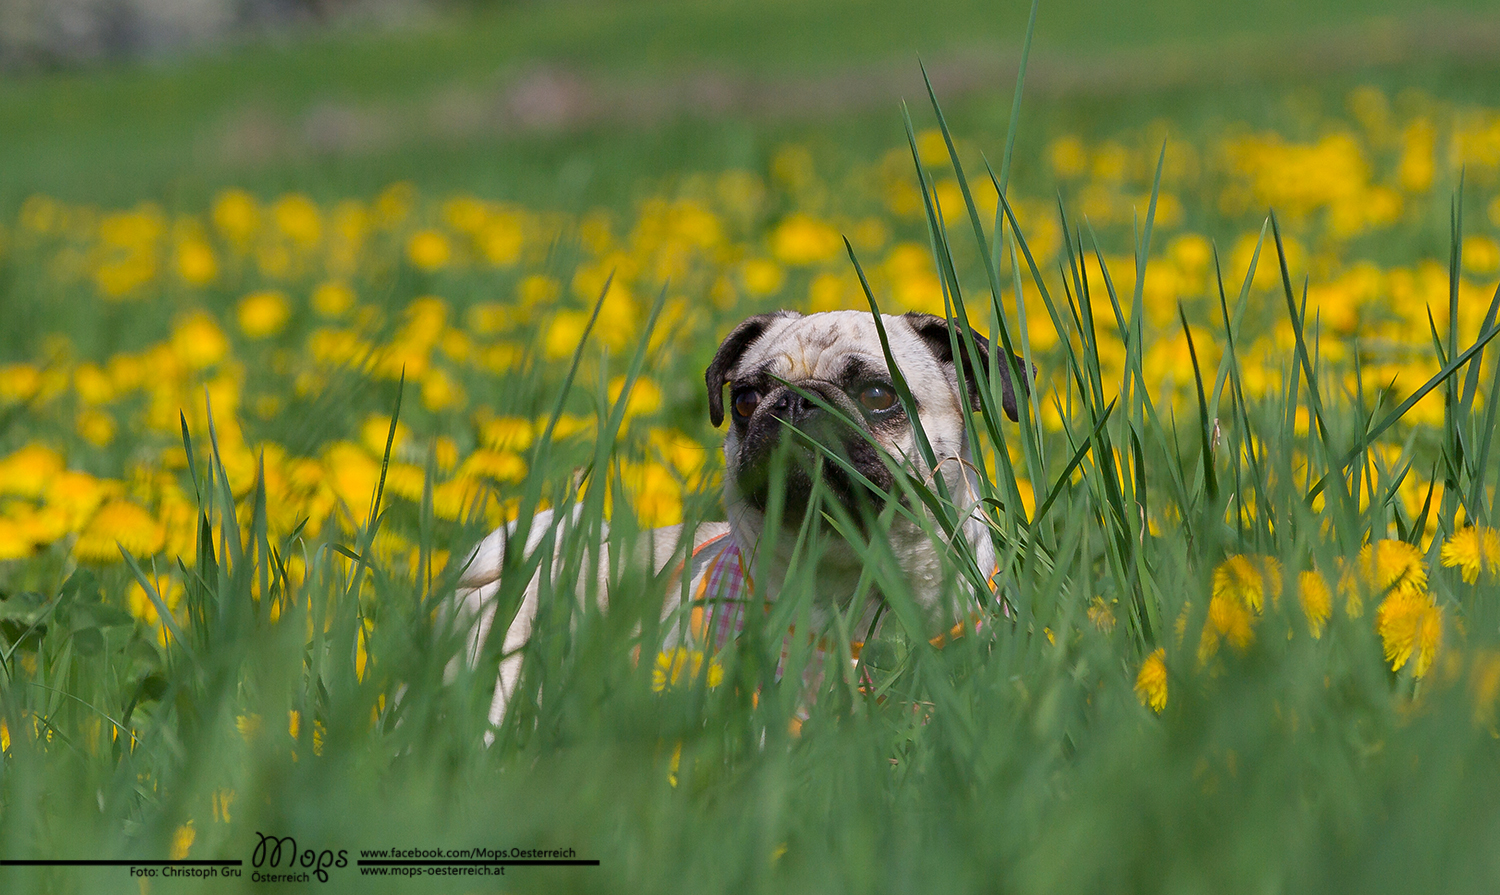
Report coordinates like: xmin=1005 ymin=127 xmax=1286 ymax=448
xmin=1087 ymin=597 xmax=1116 ymax=634
xmin=741 ymin=258 xmax=786 ymax=296
xmin=171 ymin=312 xmax=229 ymax=369
xmin=75 ymin=409 xmax=116 ymax=447
xmin=1463 ymin=235 xmax=1500 ymax=276
xmin=608 ymin=376 xmax=662 ymax=419
xmin=312 ymin=281 xmax=356 ymax=318
xmin=73 ymin=363 xmax=114 ymax=405
xmin=212 ymin=189 xmax=260 ymax=244
xmin=0 ymin=518 xmax=32 ymax=561
xmin=517 ymin=274 xmax=560 ymax=307
xmin=1298 ymin=570 xmax=1332 ymax=638
xmin=1135 ymin=648 xmax=1168 ymax=712
xmin=770 ymin=214 xmax=842 ymax=266
xmin=420 ymin=368 xmax=464 ymax=412
xmin=459 ymin=450 xmax=526 ymax=484
xmin=479 ymin=417 xmax=535 ymax=453
xmin=480 ymin=215 xmax=524 ymax=265
xmin=653 ymin=648 xmax=724 ymax=691
xmin=0 ymin=444 xmax=65 ymax=497
xmin=1376 ymin=589 xmax=1443 ymax=677
xmin=1047 ymin=135 xmax=1089 ymax=179
xmin=175 ymin=237 xmax=218 ymax=285
xmin=544 ymin=311 xmax=592 ymax=360
xmin=1440 ymin=526 xmax=1500 ymax=584
xmin=1360 ymin=539 xmax=1428 ymax=596
xmin=0 ymin=365 xmax=41 ymax=403
xmin=431 ymin=477 xmax=485 ymax=521
xmin=273 ymin=193 xmax=322 ymax=248
xmin=125 ymin=572 xmax=183 ymax=631
xmin=76 ymin=500 xmax=165 ymax=562
xmin=1211 ymin=554 xmax=1282 ymax=613
xmin=238 ymin=290 xmax=292 ymax=339
xmin=407 ymin=230 xmax=452 ymax=270
xmin=171 ymin=821 xmax=195 ymax=860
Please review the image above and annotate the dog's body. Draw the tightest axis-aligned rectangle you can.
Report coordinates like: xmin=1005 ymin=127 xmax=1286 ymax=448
xmin=457 ymin=310 xmax=1027 ymax=725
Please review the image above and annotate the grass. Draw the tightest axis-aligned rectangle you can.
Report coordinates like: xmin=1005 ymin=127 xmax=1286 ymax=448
xmin=5 ymin=2 xmax=1500 ymax=892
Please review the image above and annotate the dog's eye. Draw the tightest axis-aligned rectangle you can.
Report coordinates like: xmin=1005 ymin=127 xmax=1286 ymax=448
xmin=858 ymin=384 xmax=897 ymax=412
xmin=733 ymin=389 xmax=761 ymax=419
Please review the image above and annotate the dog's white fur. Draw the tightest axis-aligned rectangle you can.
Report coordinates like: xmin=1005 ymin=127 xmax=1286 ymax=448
xmin=456 ymin=310 xmax=1017 ymax=727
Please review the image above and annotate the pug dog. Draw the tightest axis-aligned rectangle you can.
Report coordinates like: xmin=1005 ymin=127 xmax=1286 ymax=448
xmin=456 ymin=309 xmax=1029 ymax=726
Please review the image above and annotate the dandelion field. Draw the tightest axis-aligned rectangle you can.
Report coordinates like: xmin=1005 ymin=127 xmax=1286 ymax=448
xmin=9 ymin=6 xmax=1500 ymax=891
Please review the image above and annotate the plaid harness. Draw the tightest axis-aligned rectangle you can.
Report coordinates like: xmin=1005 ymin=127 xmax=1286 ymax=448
xmin=675 ymin=532 xmax=996 ymax=691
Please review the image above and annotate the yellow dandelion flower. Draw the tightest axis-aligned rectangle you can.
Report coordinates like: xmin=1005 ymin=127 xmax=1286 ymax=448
xmin=0 ymin=444 xmax=65 ymax=497
xmin=1207 ymin=590 xmax=1255 ymax=654
xmin=431 ymin=478 xmax=485 ymax=522
xmin=311 ymin=280 xmax=356 ymax=318
xmin=1135 ymin=648 xmax=1168 ymax=712
xmin=1363 ymin=539 xmax=1428 ymax=595
xmin=0 ymin=518 xmax=32 ymax=561
xmin=1377 ymin=589 xmax=1444 ymax=677
xmin=170 ymin=821 xmax=195 ymax=860
xmin=175 ymin=238 xmax=218 ymax=286
xmin=432 ymin=436 xmax=459 ymax=473
xmin=770 ymin=214 xmax=842 ymax=266
xmin=212 ymin=789 xmax=235 ymax=824
xmin=212 ymin=189 xmax=260 ymax=243
xmin=75 ymin=501 xmax=164 ymax=562
xmin=1441 ymin=526 xmax=1500 ymax=584
xmin=1211 ymin=554 xmax=1282 ymax=612
xmin=382 ymin=463 xmax=428 ymax=502
xmin=1047 ymin=135 xmax=1089 ymax=178
xmin=272 ymin=193 xmax=322 ymax=248
xmin=73 ymin=363 xmax=114 ymax=405
xmin=125 ymin=573 xmax=183 ymax=631
xmin=75 ymin=409 xmax=116 ymax=447
xmin=407 ymin=230 xmax=452 ymax=270
xmin=480 ymin=216 xmax=524 ymax=265
xmin=741 ymin=258 xmax=786 ymax=296
xmin=235 ymin=714 xmax=262 ymax=742
xmin=608 ymin=375 xmax=663 ymax=419
xmin=420 ymin=368 xmax=464 ymax=412
xmin=1298 ymin=570 xmax=1332 ymax=638
xmin=237 ymin=290 xmax=291 ymax=339
xmin=479 ymin=416 xmax=535 ymax=452
xmin=548 ymin=412 xmax=593 ymax=441
xmin=1471 ymin=651 xmax=1500 ymax=727
xmin=626 ymin=462 xmax=683 ymax=528
xmin=465 ymin=302 xmax=511 ymax=335
xmin=459 ymin=450 xmax=527 ymax=484
xmin=1087 ymin=596 xmax=1116 ymax=633
xmin=170 ymin=312 xmax=229 ymax=370
xmin=0 ymin=364 xmax=41 ymax=403
xmin=544 ymin=311 xmax=592 ymax=360
xmin=652 ymin=648 xmax=724 ymax=691
xmin=359 ymin=415 xmax=411 ymax=456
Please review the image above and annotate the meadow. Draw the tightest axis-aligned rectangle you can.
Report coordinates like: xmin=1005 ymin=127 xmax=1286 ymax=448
xmin=6 ymin=2 xmax=1500 ymax=892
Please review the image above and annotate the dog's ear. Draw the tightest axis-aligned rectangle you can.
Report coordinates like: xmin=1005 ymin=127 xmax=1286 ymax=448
xmin=902 ymin=312 xmax=1032 ymax=422
xmin=706 ymin=312 xmax=798 ymax=427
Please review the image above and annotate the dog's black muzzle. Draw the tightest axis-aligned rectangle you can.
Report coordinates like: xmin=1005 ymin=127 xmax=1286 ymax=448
xmin=735 ymin=382 xmax=897 ymax=528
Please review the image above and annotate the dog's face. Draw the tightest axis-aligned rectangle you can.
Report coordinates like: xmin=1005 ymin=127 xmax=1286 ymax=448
xmin=706 ymin=310 xmax=1026 ymax=540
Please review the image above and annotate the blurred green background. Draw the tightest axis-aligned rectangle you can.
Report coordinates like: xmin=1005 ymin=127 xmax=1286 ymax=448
xmin=5 ymin=0 xmax=1500 ymax=210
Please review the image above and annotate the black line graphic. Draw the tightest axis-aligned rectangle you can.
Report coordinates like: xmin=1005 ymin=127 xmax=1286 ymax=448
xmin=0 ymin=860 xmax=242 ymax=867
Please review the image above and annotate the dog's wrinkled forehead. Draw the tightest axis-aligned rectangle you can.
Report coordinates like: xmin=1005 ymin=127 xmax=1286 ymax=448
xmin=737 ymin=312 xmax=925 ymax=383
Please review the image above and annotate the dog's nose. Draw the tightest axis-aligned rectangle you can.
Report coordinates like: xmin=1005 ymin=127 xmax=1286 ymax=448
xmin=769 ymin=389 xmax=819 ymax=425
